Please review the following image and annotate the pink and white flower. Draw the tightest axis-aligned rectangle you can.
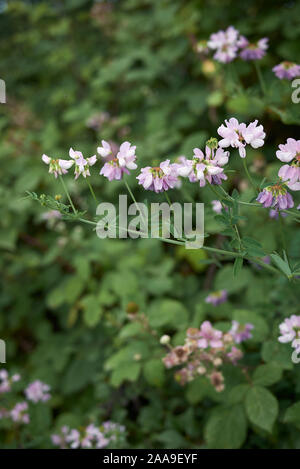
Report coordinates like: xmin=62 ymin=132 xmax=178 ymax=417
xmin=279 ymin=315 xmax=300 ymax=352
xmin=25 ymin=380 xmax=51 ymax=403
xmin=276 ymin=139 xmax=300 ymax=190
xmin=97 ymin=140 xmax=113 ymax=157
xmin=205 ymin=290 xmax=228 ymax=307
xmin=229 ymin=321 xmax=254 ymax=343
xmin=100 ymin=159 xmax=129 ymax=181
xmin=208 ymin=26 xmax=239 ymax=63
xmin=239 ymin=37 xmax=268 ymax=61
xmin=137 ymin=160 xmax=179 ymax=193
xmin=211 ymin=200 xmax=223 ymax=214
xmin=273 ymin=62 xmax=300 ymax=80
xmin=217 ymin=118 xmax=265 ymax=158
xmin=256 ymin=185 xmax=294 ymax=210
xmin=197 ymin=321 xmax=223 ymax=348
xmin=99 ymin=140 xmax=137 ymax=181
xmin=116 ymin=141 xmax=137 ymax=170
xmin=69 ymin=148 xmax=97 ymax=179
xmin=42 ymin=154 xmax=74 ymax=178
xmin=177 ymin=145 xmax=229 ymax=187
xmin=10 ymin=402 xmax=30 ymax=424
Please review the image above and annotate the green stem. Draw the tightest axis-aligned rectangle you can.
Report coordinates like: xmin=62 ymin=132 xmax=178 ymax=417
xmin=59 ymin=176 xmax=77 ymax=214
xmin=254 ymin=61 xmax=267 ymax=96
xmin=242 ymin=158 xmax=257 ymax=193
xmin=124 ymin=175 xmax=147 ymax=229
xmin=86 ymin=180 xmax=98 ymax=204
xmin=75 ymin=215 xmax=282 ymax=275
xmin=164 ymin=192 xmax=172 ymax=206
xmin=124 ymin=177 xmax=138 ymax=206
xmin=279 ymin=213 xmax=289 ymax=259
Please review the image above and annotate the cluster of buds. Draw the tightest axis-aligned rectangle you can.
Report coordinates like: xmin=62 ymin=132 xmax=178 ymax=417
xmin=162 ymin=320 xmax=253 ymax=391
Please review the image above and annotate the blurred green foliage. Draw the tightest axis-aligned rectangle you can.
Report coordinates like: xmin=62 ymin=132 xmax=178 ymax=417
xmin=0 ymin=0 xmax=300 ymax=449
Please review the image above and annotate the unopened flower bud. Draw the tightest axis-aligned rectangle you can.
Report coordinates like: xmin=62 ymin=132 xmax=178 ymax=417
xmin=55 ymin=194 xmax=62 ymax=201
xmin=213 ymin=357 xmax=222 ymax=367
xmin=202 ymin=59 xmax=216 ymax=75
xmin=206 ymin=137 xmax=219 ymax=150
xmin=160 ymin=335 xmax=170 ymax=345
xmin=197 ymin=366 xmax=206 ymax=375
xmin=126 ymin=302 xmax=139 ymax=314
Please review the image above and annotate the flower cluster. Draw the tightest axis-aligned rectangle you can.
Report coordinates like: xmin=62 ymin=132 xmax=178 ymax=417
xmin=276 ymin=138 xmax=300 ymax=191
xmin=217 ymin=117 xmax=266 ymax=158
xmin=206 ymin=25 xmax=268 ymax=63
xmin=99 ymin=140 xmax=137 ymax=181
xmin=272 ymin=62 xmax=300 ymax=80
xmin=51 ymin=421 xmax=126 ymax=449
xmin=278 ymin=315 xmax=300 ymax=353
xmin=0 ymin=369 xmax=20 ymax=394
xmin=162 ymin=320 xmax=253 ymax=390
xmin=238 ymin=36 xmax=268 ymax=61
xmin=137 ymin=160 xmax=179 ymax=193
xmin=25 ymin=380 xmax=51 ymax=403
xmin=176 ymin=142 xmax=229 ymax=187
xmin=256 ymin=184 xmax=294 ymax=210
xmin=256 ymin=138 xmax=300 ymax=212
xmin=205 ymin=289 xmax=228 ymax=306
xmin=0 ymin=371 xmax=51 ymax=425
xmin=199 ymin=25 xmax=300 ymax=84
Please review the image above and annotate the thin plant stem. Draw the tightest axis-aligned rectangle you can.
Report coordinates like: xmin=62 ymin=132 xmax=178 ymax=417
xmin=279 ymin=213 xmax=289 ymax=260
xmin=123 ymin=175 xmax=147 ymax=229
xmin=164 ymin=192 xmax=172 ymax=206
xmin=242 ymin=158 xmax=257 ymax=193
xmin=76 ymin=215 xmax=282 ymax=276
xmin=254 ymin=61 xmax=267 ymax=96
xmin=59 ymin=175 xmax=77 ymax=214
xmin=86 ymin=180 xmax=98 ymax=204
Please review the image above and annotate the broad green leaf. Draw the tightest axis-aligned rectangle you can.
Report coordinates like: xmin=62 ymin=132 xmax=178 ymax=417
xmin=204 ymin=404 xmax=247 ymax=449
xmin=252 ymin=363 xmax=283 ymax=387
xmin=245 ymin=386 xmax=278 ymax=432
xmin=143 ymin=359 xmax=165 ymax=387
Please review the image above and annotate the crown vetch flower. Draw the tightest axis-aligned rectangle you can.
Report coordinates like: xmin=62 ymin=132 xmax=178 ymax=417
xmin=273 ymin=61 xmax=300 ymax=80
xmin=99 ymin=140 xmax=137 ymax=181
xmin=177 ymin=145 xmax=229 ymax=187
xmin=217 ymin=118 xmax=266 ymax=158
xmin=208 ymin=26 xmax=239 ymax=63
xmin=42 ymin=154 xmax=74 ymax=178
xmin=69 ymin=148 xmax=97 ymax=179
xmin=100 ymin=159 xmax=128 ymax=181
xmin=205 ymin=289 xmax=228 ymax=307
xmin=25 ymin=380 xmax=51 ymax=403
xmin=229 ymin=320 xmax=254 ymax=343
xmin=137 ymin=160 xmax=178 ymax=192
xmin=116 ymin=141 xmax=137 ymax=170
xmin=211 ymin=200 xmax=222 ymax=214
xmin=279 ymin=315 xmax=300 ymax=352
xmin=97 ymin=140 xmax=113 ymax=157
xmin=269 ymin=209 xmax=288 ymax=219
xmin=10 ymin=402 xmax=30 ymax=424
xmin=61 ymin=423 xmax=121 ymax=449
xmin=256 ymin=184 xmax=294 ymax=210
xmin=0 ymin=370 xmax=20 ymax=394
xmin=276 ymin=139 xmax=300 ymax=190
xmin=239 ymin=37 xmax=268 ymax=61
